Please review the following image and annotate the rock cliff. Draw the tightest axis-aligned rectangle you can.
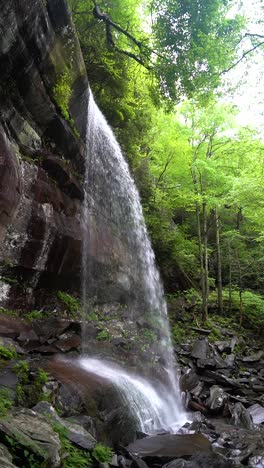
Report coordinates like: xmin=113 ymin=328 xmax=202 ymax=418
xmin=0 ymin=0 xmax=129 ymax=309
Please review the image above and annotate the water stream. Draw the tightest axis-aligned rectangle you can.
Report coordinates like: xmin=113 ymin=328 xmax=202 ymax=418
xmin=81 ymin=88 xmax=186 ymax=433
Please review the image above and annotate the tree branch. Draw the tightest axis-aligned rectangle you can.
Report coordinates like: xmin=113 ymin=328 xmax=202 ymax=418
xmin=93 ymin=4 xmax=142 ymax=49
xmin=92 ymin=3 xmax=152 ymax=69
xmin=220 ymin=41 xmax=264 ymax=75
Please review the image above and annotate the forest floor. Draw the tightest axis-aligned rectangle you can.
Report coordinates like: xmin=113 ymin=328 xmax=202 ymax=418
xmin=0 ymin=303 xmax=263 ymax=467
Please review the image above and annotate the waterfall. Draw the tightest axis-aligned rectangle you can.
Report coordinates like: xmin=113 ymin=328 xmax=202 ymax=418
xmin=79 ymin=357 xmax=186 ymax=433
xmin=81 ymin=88 xmax=186 ymax=432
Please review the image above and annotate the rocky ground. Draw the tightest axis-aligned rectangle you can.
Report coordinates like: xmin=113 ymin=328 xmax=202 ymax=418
xmin=0 ymin=306 xmax=263 ymax=467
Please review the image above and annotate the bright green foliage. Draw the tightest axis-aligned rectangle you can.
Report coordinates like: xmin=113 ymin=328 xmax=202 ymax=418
xmin=151 ymin=0 xmax=245 ymax=102
xmin=68 ymin=0 xmax=263 ymax=328
xmin=53 ymin=69 xmax=72 ymax=121
xmin=0 ymin=345 xmax=18 ymax=360
xmin=172 ymin=326 xmax=186 ymax=344
xmin=52 ymin=69 xmax=80 ymax=136
xmin=14 ymin=361 xmax=30 ymax=382
xmin=0 ymin=307 xmax=18 ymax=318
xmin=25 ymin=310 xmax=43 ymax=321
xmin=0 ymin=389 xmax=13 ymax=416
xmin=92 ymin=443 xmax=113 ymax=463
xmin=142 ymin=328 xmax=156 ymax=343
xmin=35 ymin=368 xmax=49 ymax=385
xmin=87 ymin=311 xmax=99 ymax=322
xmin=96 ymin=329 xmax=110 ymax=340
xmin=57 ymin=291 xmax=81 ymax=315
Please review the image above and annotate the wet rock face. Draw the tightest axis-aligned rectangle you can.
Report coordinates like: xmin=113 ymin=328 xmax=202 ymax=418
xmin=0 ymin=0 xmax=88 ymax=305
xmin=0 ymin=0 xmax=135 ymax=308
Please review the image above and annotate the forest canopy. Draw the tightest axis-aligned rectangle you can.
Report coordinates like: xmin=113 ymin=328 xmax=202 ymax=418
xmin=69 ymin=0 xmax=264 ymax=328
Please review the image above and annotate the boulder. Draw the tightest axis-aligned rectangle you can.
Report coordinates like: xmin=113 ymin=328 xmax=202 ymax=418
xmin=215 ymin=341 xmax=232 ymax=353
xmin=248 ymin=404 xmax=264 ymax=425
xmin=230 ymin=403 xmax=254 ymax=430
xmin=180 ymin=370 xmax=199 ymax=393
xmin=241 ymin=351 xmax=264 ymax=363
xmin=127 ymin=433 xmax=212 ymax=458
xmin=0 ymin=409 xmax=61 ymax=467
xmin=207 ymin=386 xmax=227 ymax=411
xmin=191 ymin=339 xmax=210 ymax=360
xmin=33 ymin=401 xmax=96 ymax=450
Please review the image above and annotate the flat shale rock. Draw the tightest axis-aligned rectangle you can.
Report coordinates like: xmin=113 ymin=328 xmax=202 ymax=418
xmin=248 ymin=404 xmax=264 ymax=425
xmin=191 ymin=339 xmax=210 ymax=360
xmin=241 ymin=351 xmax=264 ymax=363
xmin=0 ymin=409 xmax=61 ymax=467
xmin=34 ymin=402 xmax=96 ymax=450
xmin=127 ymin=434 xmax=211 ymax=458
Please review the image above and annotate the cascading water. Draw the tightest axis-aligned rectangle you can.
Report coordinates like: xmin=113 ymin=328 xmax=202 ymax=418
xmin=79 ymin=358 xmax=185 ymax=433
xmin=81 ymin=88 xmax=186 ymax=432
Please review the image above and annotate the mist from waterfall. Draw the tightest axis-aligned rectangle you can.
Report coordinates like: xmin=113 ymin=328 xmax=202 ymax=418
xmin=81 ymin=88 xmax=186 ymax=432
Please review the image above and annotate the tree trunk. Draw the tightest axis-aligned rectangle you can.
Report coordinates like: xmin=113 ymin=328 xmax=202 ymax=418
xmin=228 ymin=240 xmax=232 ymax=313
xmin=239 ymin=289 xmax=243 ymax=327
xmin=215 ymin=207 xmax=223 ymax=314
xmin=202 ymin=201 xmax=208 ymax=321
xmin=237 ymin=252 xmax=243 ymax=327
xmin=196 ymin=202 xmax=207 ymax=321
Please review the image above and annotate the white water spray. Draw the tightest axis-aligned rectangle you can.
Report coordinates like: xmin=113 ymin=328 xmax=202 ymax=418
xmin=79 ymin=357 xmax=186 ymax=433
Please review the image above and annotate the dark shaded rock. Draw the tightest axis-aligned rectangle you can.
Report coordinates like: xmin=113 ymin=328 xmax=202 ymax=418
xmin=190 ymin=328 xmax=211 ymax=336
xmin=203 ymin=371 xmax=240 ymax=388
xmin=190 ymin=453 xmax=233 ymax=468
xmin=197 ymin=358 xmax=217 ymax=370
xmin=130 ymin=454 xmax=149 ymax=468
xmin=0 ymin=368 xmax=19 ymax=393
xmin=127 ymin=434 xmax=212 ymax=458
xmin=33 ymin=344 xmax=59 ymax=354
xmin=252 ymin=385 xmax=264 ymax=393
xmin=225 ymin=354 xmax=235 ymax=367
xmin=17 ymin=329 xmax=39 ymax=346
xmin=241 ymin=351 xmax=264 ymax=363
xmin=32 ymin=318 xmax=71 ymax=343
xmin=0 ymin=127 xmax=22 ymax=242
xmin=207 ymin=385 xmax=227 ymax=411
xmin=0 ymin=316 xmax=30 ymax=339
xmin=230 ymin=402 xmax=254 ymax=430
xmin=190 ymin=381 xmax=204 ymax=397
xmin=112 ymin=337 xmax=128 ymax=348
xmin=191 ymin=339 xmax=210 ymax=360
xmin=215 ymin=341 xmax=232 ymax=353
xmin=0 ymin=409 xmax=61 ymax=466
xmin=188 ymin=401 xmax=207 ymax=414
xmin=41 ymin=154 xmax=84 ymax=201
xmin=180 ymin=369 xmax=199 ymax=392
xmin=65 ymin=415 xmax=96 ymax=438
xmin=163 ymin=459 xmax=193 ymax=468
xmin=33 ymin=401 xmax=96 ymax=450
xmin=54 ymin=334 xmax=81 ymax=352
xmin=248 ymin=404 xmax=264 ymax=425
xmin=56 ymin=383 xmax=84 ymax=416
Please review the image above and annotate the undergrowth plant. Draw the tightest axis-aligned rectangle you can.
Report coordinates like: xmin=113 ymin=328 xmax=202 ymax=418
xmin=57 ymin=291 xmax=81 ymax=317
xmin=0 ymin=389 xmax=13 ymax=416
xmin=53 ymin=422 xmax=91 ymax=468
xmin=0 ymin=345 xmax=18 ymax=360
xmin=92 ymin=443 xmax=113 ymax=463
